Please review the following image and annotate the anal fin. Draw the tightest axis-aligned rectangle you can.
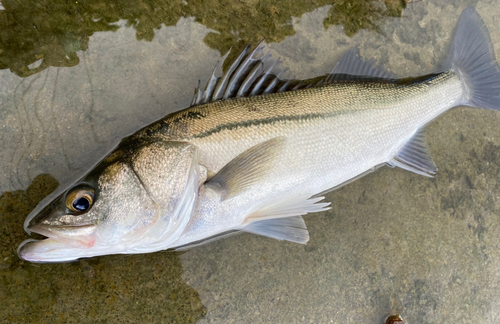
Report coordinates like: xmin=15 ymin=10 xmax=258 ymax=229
xmin=389 ymin=128 xmax=438 ymax=177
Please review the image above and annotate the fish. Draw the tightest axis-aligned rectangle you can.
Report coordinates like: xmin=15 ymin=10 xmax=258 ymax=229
xmin=18 ymin=7 xmax=500 ymax=262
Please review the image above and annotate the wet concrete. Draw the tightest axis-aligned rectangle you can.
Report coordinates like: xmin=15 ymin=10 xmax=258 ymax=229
xmin=179 ymin=2 xmax=500 ymax=323
xmin=0 ymin=175 xmax=206 ymax=323
xmin=2 ymin=0 xmax=500 ymax=323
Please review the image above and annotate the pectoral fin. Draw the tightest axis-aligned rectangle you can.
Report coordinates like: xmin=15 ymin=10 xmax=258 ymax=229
xmin=207 ymin=137 xmax=285 ymax=200
xmin=389 ymin=128 xmax=438 ymax=177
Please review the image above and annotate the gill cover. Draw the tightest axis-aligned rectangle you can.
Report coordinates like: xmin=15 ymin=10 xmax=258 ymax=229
xmin=126 ymin=141 xmax=201 ymax=252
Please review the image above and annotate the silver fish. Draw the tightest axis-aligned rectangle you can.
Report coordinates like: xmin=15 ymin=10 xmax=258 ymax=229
xmin=18 ymin=7 xmax=500 ymax=262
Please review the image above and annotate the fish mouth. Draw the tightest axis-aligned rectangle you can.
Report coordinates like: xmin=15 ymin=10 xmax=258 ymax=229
xmin=17 ymin=238 xmax=75 ymax=263
xmin=18 ymin=224 xmax=97 ymax=262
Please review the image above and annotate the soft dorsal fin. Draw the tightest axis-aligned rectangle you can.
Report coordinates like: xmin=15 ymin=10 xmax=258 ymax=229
xmin=207 ymin=137 xmax=285 ymax=200
xmin=328 ymin=48 xmax=394 ymax=81
xmin=388 ymin=127 xmax=438 ymax=177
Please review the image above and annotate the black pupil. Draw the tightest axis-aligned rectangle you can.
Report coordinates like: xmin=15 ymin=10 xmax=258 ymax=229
xmin=73 ymin=197 xmax=90 ymax=211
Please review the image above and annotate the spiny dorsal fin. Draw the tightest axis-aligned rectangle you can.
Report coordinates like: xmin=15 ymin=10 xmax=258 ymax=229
xmin=222 ymin=41 xmax=265 ymax=99
xmin=212 ymin=45 xmax=250 ymax=101
xmin=207 ymin=137 xmax=285 ymax=200
xmin=201 ymin=50 xmax=230 ymax=104
xmin=191 ymin=42 xmax=308 ymax=106
xmin=388 ymin=127 xmax=438 ymax=177
xmin=191 ymin=45 xmax=395 ymax=106
xmin=250 ymin=57 xmax=282 ymax=96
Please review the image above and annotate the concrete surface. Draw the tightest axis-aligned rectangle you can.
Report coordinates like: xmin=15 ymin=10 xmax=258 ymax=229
xmin=2 ymin=0 xmax=500 ymax=323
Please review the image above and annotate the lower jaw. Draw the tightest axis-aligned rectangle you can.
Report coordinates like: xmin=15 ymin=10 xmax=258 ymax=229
xmin=17 ymin=237 xmax=93 ymax=263
xmin=18 ymin=238 xmax=68 ymax=262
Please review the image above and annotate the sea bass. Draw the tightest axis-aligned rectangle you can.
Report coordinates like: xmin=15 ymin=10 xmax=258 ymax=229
xmin=18 ymin=7 xmax=500 ymax=262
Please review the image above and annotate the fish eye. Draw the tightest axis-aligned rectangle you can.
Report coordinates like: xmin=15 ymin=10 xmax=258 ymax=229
xmin=65 ymin=186 xmax=95 ymax=213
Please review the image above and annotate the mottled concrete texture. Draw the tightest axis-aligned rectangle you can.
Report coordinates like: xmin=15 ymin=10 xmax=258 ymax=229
xmin=2 ymin=0 xmax=500 ymax=323
xmin=0 ymin=176 xmax=206 ymax=323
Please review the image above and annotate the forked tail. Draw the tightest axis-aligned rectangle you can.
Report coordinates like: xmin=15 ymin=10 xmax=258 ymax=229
xmin=446 ymin=7 xmax=500 ymax=110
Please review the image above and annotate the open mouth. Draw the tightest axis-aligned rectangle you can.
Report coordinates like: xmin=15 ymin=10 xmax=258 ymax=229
xmin=18 ymin=223 xmax=98 ymax=262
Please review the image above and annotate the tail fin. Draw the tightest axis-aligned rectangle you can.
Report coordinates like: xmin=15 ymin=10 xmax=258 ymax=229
xmin=446 ymin=7 xmax=500 ymax=110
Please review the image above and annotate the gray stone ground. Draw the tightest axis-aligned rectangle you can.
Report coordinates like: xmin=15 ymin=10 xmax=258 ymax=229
xmin=2 ymin=0 xmax=500 ymax=323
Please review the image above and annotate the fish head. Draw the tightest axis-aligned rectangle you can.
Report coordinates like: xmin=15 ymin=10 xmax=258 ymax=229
xmin=18 ymin=140 xmax=201 ymax=263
